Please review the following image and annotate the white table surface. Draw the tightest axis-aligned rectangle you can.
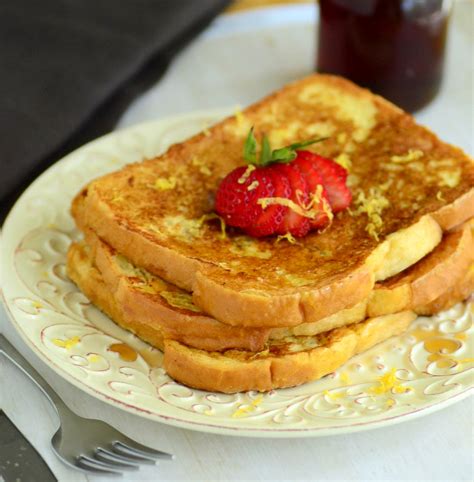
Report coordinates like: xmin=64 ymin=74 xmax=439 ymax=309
xmin=1 ymin=3 xmax=473 ymax=481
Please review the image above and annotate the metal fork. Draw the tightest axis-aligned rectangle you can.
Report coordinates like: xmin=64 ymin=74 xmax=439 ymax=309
xmin=0 ymin=334 xmax=173 ymax=475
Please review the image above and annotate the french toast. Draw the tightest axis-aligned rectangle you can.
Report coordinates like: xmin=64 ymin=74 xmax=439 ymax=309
xmin=72 ymin=74 xmax=474 ymax=328
xmin=163 ymin=311 xmax=418 ymax=393
xmin=67 ymin=221 xmax=473 ymax=352
xmin=68 ymin=240 xmax=472 ymax=392
xmin=67 ymin=242 xmax=422 ymax=392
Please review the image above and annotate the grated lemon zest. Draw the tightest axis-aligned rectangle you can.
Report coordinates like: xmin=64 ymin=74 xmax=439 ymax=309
xmin=275 ymin=233 xmax=299 ymax=245
xmin=238 ymin=165 xmax=256 ymax=184
xmin=258 ymin=184 xmax=333 ymax=223
xmin=339 ymin=372 xmax=352 ymax=384
xmin=369 ymin=368 xmax=411 ymax=395
xmin=191 ymin=157 xmax=211 ymax=176
xmin=438 ymin=168 xmax=461 ymax=188
xmin=232 ymin=395 xmax=264 ymax=418
xmin=234 ymin=105 xmax=245 ymax=126
xmin=390 ymin=149 xmax=424 ymax=163
xmin=353 ymin=188 xmax=389 ymax=241
xmin=247 ymin=180 xmax=259 ymax=191
xmin=198 ymin=213 xmax=227 ymax=240
xmin=152 ymin=177 xmax=177 ymax=191
xmin=53 ymin=336 xmax=81 ymax=350
xmin=323 ymin=390 xmax=344 ymax=399
xmin=334 ymin=152 xmax=352 ymax=170
xmin=436 ymin=190 xmax=446 ymax=202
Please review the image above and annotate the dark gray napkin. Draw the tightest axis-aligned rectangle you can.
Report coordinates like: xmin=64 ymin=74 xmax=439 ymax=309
xmin=0 ymin=0 xmax=231 ymax=222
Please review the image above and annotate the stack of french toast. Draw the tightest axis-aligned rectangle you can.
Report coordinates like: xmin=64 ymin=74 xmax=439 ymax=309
xmin=67 ymin=75 xmax=474 ymax=393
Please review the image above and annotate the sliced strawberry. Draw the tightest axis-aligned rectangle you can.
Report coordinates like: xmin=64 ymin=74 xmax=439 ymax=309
xmin=215 ymin=166 xmax=263 ymax=227
xmin=293 ymin=155 xmax=332 ymax=229
xmin=297 ymin=151 xmax=352 ymax=212
xmin=272 ymin=164 xmax=311 ymax=237
xmin=245 ymin=169 xmax=291 ymax=237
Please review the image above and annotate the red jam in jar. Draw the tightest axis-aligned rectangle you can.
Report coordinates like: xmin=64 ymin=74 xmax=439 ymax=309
xmin=317 ymin=0 xmax=452 ymax=112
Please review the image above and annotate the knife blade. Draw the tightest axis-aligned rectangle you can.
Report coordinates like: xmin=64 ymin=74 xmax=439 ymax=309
xmin=0 ymin=410 xmax=57 ymax=482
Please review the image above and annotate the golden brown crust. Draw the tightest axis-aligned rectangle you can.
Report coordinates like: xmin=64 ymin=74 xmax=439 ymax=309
xmin=415 ymin=267 xmax=474 ymax=315
xmin=67 ymin=242 xmax=271 ymax=352
xmin=72 ymin=73 xmax=474 ymax=327
xmin=67 ymin=244 xmax=166 ymax=350
xmin=163 ymin=311 xmax=417 ymax=393
xmin=368 ymin=221 xmax=474 ymax=316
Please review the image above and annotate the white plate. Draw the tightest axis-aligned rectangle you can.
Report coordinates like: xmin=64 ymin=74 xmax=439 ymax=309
xmin=1 ymin=110 xmax=473 ymax=437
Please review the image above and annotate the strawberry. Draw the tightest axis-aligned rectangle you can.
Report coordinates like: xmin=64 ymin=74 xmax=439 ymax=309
xmin=292 ymin=154 xmax=332 ymax=229
xmin=272 ymin=163 xmax=311 ymax=237
xmin=215 ymin=128 xmax=351 ymax=238
xmin=296 ymin=151 xmax=352 ymax=212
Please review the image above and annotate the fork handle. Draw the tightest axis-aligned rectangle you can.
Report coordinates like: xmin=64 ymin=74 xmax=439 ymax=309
xmin=0 ymin=334 xmax=72 ymax=419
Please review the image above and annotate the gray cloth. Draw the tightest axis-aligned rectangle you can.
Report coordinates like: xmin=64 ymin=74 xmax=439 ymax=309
xmin=0 ymin=0 xmax=230 ymax=221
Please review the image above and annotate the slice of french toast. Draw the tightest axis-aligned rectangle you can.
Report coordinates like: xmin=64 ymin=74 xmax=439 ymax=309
xmin=67 ymin=221 xmax=473 ymax=351
xmin=163 ymin=311 xmax=418 ymax=393
xmin=72 ymin=74 xmax=474 ymax=328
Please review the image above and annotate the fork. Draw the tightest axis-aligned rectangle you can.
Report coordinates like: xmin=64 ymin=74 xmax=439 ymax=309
xmin=0 ymin=334 xmax=173 ymax=475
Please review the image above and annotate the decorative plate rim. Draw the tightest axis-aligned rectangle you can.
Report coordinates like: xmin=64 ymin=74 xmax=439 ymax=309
xmin=1 ymin=111 xmax=473 ymax=438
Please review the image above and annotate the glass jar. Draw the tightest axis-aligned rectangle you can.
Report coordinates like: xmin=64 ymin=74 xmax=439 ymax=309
xmin=317 ymin=0 xmax=453 ymax=112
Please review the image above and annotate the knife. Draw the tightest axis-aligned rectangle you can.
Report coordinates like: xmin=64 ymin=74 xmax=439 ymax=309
xmin=0 ymin=410 xmax=57 ymax=482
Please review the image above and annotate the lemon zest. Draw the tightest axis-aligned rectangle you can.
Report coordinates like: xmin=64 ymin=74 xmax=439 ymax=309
xmin=232 ymin=395 xmax=263 ymax=418
xmin=353 ymin=188 xmax=389 ymax=241
xmin=323 ymin=390 xmax=344 ymax=399
xmin=369 ymin=368 xmax=411 ymax=395
xmin=247 ymin=180 xmax=259 ymax=191
xmin=339 ymin=372 xmax=352 ymax=384
xmin=438 ymin=168 xmax=461 ymax=188
xmin=234 ymin=105 xmax=245 ymax=126
xmin=191 ymin=157 xmax=211 ymax=176
xmin=238 ymin=165 xmax=256 ymax=184
xmin=53 ymin=336 xmax=81 ymax=350
xmin=258 ymin=184 xmax=334 ymax=223
xmin=334 ymin=152 xmax=352 ymax=170
xmin=436 ymin=190 xmax=446 ymax=202
xmin=152 ymin=177 xmax=177 ymax=191
xmin=275 ymin=233 xmax=298 ymax=245
xmin=198 ymin=213 xmax=227 ymax=240
xmin=391 ymin=149 xmax=424 ymax=163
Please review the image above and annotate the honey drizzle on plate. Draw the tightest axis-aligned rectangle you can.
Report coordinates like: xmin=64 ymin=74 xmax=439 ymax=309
xmin=410 ymin=326 xmax=468 ymax=368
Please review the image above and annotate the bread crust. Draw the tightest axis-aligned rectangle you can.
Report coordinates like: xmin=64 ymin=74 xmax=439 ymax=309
xmin=163 ymin=312 xmax=417 ymax=393
xmin=67 ymin=242 xmax=270 ymax=352
xmin=368 ymin=221 xmax=473 ymax=316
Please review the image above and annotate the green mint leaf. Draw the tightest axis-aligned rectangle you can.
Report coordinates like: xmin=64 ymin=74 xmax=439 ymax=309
xmin=243 ymin=126 xmax=257 ymax=164
xmin=259 ymin=135 xmax=272 ymax=165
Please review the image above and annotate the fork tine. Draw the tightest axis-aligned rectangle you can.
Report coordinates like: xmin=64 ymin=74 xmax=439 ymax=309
xmin=115 ymin=439 xmax=174 ymax=460
xmin=76 ymin=455 xmax=123 ymax=475
xmin=95 ymin=448 xmax=140 ymax=470
xmin=112 ymin=443 xmax=157 ymax=464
